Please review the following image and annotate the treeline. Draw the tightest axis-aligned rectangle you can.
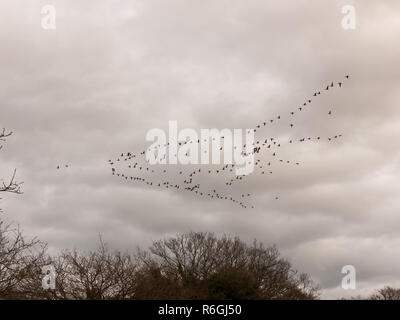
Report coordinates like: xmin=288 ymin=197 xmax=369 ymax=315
xmin=0 ymin=223 xmax=320 ymax=300
xmin=345 ymin=287 xmax=400 ymax=300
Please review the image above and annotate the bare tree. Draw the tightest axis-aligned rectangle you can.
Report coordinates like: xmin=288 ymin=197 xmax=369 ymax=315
xmin=369 ymin=286 xmax=400 ymax=300
xmin=344 ymin=286 xmax=400 ymax=300
xmin=143 ymin=232 xmax=320 ymax=300
xmin=0 ymin=128 xmax=42 ymax=299
xmin=49 ymin=237 xmax=141 ymax=300
xmin=0 ymin=221 xmax=47 ymax=299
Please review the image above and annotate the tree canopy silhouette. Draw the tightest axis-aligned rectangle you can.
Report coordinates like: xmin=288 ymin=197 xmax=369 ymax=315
xmin=0 ymin=230 xmax=320 ymax=300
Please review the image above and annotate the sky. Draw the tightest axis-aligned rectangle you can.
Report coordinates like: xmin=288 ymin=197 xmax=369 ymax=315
xmin=1 ymin=0 xmax=400 ymax=299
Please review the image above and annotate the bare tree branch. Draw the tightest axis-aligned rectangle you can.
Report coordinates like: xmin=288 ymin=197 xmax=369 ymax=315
xmin=0 ymin=169 xmax=23 ymax=194
xmin=0 ymin=130 xmax=23 ymax=213
xmin=0 ymin=128 xmax=13 ymax=143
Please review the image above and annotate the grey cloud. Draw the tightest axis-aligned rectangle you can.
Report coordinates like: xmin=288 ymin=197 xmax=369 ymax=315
xmin=1 ymin=0 xmax=400 ymax=299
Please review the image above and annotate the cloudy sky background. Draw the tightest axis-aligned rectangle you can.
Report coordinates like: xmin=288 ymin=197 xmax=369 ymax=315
xmin=1 ymin=0 xmax=400 ymax=299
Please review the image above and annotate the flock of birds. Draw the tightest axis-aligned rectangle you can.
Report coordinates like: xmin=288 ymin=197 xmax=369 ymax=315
xmin=108 ymin=75 xmax=350 ymax=208
xmin=56 ymin=164 xmax=69 ymax=170
xmin=58 ymin=75 xmax=350 ymax=209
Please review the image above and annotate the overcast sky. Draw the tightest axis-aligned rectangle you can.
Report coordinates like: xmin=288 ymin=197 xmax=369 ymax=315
xmin=1 ymin=0 xmax=400 ymax=299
